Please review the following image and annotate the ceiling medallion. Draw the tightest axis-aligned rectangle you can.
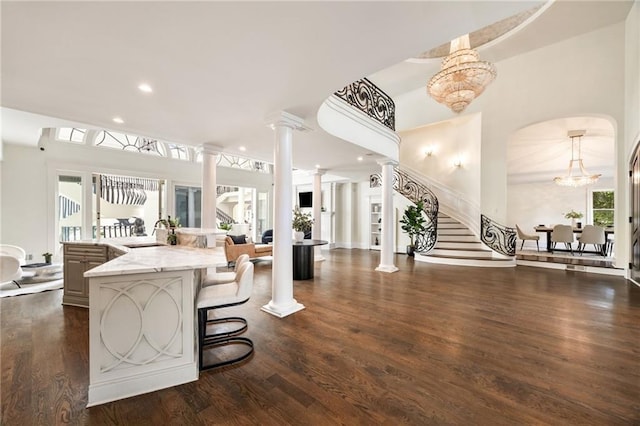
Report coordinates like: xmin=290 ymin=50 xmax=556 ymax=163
xmin=427 ymin=34 xmax=497 ymax=113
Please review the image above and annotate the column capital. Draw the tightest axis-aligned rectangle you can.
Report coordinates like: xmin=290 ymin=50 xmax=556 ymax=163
xmin=201 ymin=143 xmax=224 ymax=156
xmin=377 ymin=158 xmax=398 ymax=167
xmin=265 ymin=111 xmax=310 ymax=131
xmin=312 ymin=168 xmax=327 ymax=176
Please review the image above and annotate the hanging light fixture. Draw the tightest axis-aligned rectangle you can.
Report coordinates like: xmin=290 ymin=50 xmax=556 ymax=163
xmin=427 ymin=34 xmax=497 ymax=113
xmin=553 ymin=130 xmax=601 ymax=187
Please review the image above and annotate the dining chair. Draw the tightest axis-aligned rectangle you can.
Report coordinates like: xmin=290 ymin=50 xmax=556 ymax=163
xmin=516 ymin=224 xmax=539 ymax=251
xmin=551 ymin=224 xmax=575 ymax=254
xmin=577 ymin=225 xmax=606 ymax=256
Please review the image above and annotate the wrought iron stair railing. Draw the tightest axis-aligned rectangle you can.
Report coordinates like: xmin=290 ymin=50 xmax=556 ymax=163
xmin=334 ymin=78 xmax=395 ymax=131
xmin=370 ymin=168 xmax=438 ymax=252
xmin=216 ymin=208 xmax=235 ymax=224
xmin=480 ymin=214 xmax=516 ymax=257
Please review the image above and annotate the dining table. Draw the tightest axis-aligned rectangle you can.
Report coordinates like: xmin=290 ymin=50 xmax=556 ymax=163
xmin=534 ymin=226 xmax=614 ymax=255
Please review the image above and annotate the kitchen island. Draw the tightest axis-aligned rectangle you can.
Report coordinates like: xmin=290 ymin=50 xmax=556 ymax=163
xmin=83 ymin=244 xmax=226 ymax=406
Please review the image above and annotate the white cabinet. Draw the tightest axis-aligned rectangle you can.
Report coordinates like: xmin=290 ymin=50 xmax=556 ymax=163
xmin=370 ymin=201 xmax=382 ymax=250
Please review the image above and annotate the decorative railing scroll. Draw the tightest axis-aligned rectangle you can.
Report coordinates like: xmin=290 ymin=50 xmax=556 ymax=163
xmin=480 ymin=214 xmax=516 ymax=257
xmin=370 ymin=168 xmax=439 ymax=252
xmin=334 ymin=78 xmax=395 ymax=131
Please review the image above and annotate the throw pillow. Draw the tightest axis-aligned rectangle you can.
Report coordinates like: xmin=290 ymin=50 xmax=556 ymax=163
xmin=230 ymin=235 xmax=247 ymax=245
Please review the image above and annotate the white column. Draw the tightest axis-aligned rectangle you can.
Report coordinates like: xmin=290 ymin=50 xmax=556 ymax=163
xmin=201 ymin=143 xmax=222 ymax=229
xmin=261 ymin=111 xmax=308 ymax=318
xmin=312 ymin=168 xmax=326 ymax=262
xmin=375 ymin=159 xmax=399 ymax=273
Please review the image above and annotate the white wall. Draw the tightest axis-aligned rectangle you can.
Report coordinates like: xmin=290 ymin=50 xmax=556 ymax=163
xmin=394 ymin=22 xmax=628 ymax=267
xmin=399 ymin=113 xmax=482 ymax=211
xmin=626 ymin=1 xmax=640 ymax=158
xmin=508 ymin=178 xmax=614 ymax=250
xmin=1 ymin=139 xmax=273 ymax=261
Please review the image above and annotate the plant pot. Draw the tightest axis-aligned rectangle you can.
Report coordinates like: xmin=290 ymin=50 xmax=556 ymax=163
xmin=294 ymin=231 xmax=305 ymax=242
xmin=43 ymin=255 xmax=52 ymax=264
xmin=406 ymin=245 xmax=415 ymax=257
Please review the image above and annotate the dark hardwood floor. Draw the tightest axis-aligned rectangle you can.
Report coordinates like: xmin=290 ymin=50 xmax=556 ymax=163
xmin=2 ymin=249 xmax=639 ymax=425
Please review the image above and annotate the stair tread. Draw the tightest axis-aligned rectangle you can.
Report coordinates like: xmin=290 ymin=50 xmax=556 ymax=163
xmin=432 ymin=247 xmax=492 ymax=252
xmin=422 ymin=253 xmax=512 ymax=261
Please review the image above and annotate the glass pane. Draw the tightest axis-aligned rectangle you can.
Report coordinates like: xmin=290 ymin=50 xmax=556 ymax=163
xmin=256 ymin=191 xmax=269 ymax=239
xmin=96 ymin=174 xmax=160 ymax=238
xmin=594 ymin=210 xmax=614 ymax=227
xmin=593 ymin=191 xmax=614 ymax=209
xmin=59 ymin=175 xmax=83 ymax=242
xmin=174 ymin=185 xmax=201 ymax=228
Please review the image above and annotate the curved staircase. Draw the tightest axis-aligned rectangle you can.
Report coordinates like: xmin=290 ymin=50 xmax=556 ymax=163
xmin=415 ymin=214 xmax=515 ymax=267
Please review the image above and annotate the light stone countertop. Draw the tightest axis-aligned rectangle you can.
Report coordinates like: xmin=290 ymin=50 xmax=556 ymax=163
xmin=63 ymin=236 xmax=161 ymax=253
xmin=84 ymin=245 xmax=227 ymax=278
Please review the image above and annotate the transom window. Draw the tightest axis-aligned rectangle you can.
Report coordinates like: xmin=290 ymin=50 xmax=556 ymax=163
xmin=57 ymin=128 xmax=86 ymax=143
xmin=95 ymin=131 xmax=166 ymax=156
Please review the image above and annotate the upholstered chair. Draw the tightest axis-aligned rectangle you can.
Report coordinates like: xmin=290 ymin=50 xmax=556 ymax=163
xmin=516 ymin=224 xmax=540 ymax=251
xmin=202 ymin=254 xmax=250 ymax=287
xmin=551 ymin=224 xmax=575 ymax=254
xmin=197 ymin=261 xmax=254 ymax=371
xmin=577 ymin=225 xmax=606 ymax=256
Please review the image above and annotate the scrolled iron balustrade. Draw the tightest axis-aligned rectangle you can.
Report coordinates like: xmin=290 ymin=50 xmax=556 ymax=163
xmin=334 ymin=78 xmax=395 ymax=131
xmin=480 ymin=214 xmax=516 ymax=257
xmin=370 ymin=168 xmax=439 ymax=253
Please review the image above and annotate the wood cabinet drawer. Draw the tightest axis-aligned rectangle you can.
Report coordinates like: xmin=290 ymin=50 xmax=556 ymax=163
xmin=64 ymin=244 xmax=107 ymax=258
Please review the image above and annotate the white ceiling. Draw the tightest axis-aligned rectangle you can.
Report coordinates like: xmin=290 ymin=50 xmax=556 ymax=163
xmin=1 ymin=1 xmax=632 ymax=181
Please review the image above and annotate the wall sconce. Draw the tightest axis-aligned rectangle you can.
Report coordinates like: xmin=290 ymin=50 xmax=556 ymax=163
xmin=453 ymin=156 xmax=463 ymax=168
xmin=424 ymin=146 xmax=434 ymax=156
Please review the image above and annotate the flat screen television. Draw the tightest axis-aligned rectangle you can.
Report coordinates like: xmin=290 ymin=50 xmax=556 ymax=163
xmin=299 ymin=191 xmax=312 ymax=208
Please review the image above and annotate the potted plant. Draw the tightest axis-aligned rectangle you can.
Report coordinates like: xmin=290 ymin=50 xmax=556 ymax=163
xmin=219 ymin=222 xmax=232 ymax=231
xmin=42 ymin=252 xmax=53 ymax=264
xmin=153 ymin=215 xmax=181 ymax=244
xmin=292 ymin=207 xmax=313 ymax=242
xmin=564 ymin=210 xmax=583 ymax=228
xmin=400 ymin=201 xmax=426 ymax=256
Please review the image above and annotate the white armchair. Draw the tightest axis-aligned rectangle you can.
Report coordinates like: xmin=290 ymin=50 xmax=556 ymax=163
xmin=0 ymin=245 xmax=26 ymax=265
xmin=1 ymin=255 xmax=24 ymax=288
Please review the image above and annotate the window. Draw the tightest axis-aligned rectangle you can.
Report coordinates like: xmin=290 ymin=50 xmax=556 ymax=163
xmin=592 ymin=190 xmax=614 ymax=227
xmin=94 ymin=131 xmax=167 ymax=156
xmin=57 ymin=127 xmax=86 ymax=143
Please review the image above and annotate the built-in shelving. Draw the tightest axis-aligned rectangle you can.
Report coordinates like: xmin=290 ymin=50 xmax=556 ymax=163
xmin=370 ymin=201 xmax=382 ymax=250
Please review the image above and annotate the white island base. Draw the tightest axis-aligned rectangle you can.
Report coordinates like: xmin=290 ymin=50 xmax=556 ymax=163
xmin=85 ymin=245 xmax=226 ymax=406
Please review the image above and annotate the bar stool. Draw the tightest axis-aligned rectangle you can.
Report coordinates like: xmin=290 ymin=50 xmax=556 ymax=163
xmin=202 ymin=254 xmax=250 ymax=287
xmin=197 ymin=261 xmax=254 ymax=370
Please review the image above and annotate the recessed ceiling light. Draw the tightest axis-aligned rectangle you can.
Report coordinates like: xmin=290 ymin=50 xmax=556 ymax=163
xmin=239 ymin=146 xmax=246 ymax=152
xmin=113 ymin=117 xmax=124 ymax=124
xmin=138 ymin=83 xmax=153 ymax=93
xmin=315 ymin=164 xmax=320 ymax=169
xmin=357 ymin=156 xmax=363 ymax=161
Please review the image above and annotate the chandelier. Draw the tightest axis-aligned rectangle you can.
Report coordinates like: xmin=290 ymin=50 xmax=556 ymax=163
xmin=427 ymin=34 xmax=497 ymax=113
xmin=553 ymin=130 xmax=601 ymax=187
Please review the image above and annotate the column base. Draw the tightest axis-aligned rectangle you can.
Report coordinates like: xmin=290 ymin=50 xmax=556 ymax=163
xmin=314 ymin=255 xmax=325 ymax=262
xmin=375 ymin=264 xmax=399 ymax=273
xmin=261 ymin=300 xmax=305 ymax=318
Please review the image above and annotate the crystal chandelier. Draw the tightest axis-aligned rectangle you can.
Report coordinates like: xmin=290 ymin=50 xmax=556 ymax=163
xmin=553 ymin=130 xmax=601 ymax=187
xmin=427 ymin=34 xmax=497 ymax=113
